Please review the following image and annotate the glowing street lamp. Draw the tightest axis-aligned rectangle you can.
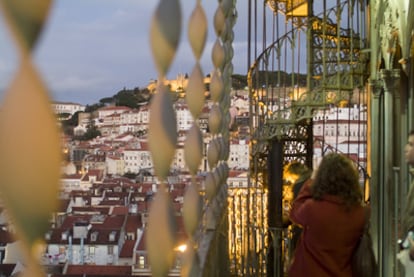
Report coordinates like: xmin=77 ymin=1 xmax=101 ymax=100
xmin=175 ymin=244 xmax=187 ymax=253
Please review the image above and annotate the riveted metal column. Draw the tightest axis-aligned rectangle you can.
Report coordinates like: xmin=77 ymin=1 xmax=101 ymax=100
xmin=306 ymin=0 xmax=314 ymax=92
xmin=400 ymin=58 xmax=414 ymax=197
xmin=410 ymin=58 xmax=414 ymax=132
xmin=369 ymin=79 xmax=383 ymax=275
xmin=380 ymin=68 xmax=401 ymax=277
xmin=267 ymin=138 xmax=283 ymax=277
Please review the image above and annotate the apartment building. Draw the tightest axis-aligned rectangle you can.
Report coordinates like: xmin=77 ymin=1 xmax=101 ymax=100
xmin=52 ymin=102 xmax=86 ymax=116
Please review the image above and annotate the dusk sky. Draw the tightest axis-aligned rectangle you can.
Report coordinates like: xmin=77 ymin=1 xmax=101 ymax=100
xmin=0 ymin=1 xmax=249 ymax=105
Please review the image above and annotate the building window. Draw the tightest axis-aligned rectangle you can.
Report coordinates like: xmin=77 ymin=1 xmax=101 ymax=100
xmin=108 ymin=245 xmax=114 ymax=255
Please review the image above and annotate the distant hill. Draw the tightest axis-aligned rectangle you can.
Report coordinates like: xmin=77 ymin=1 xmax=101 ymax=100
xmin=84 ymin=71 xmax=305 ymax=112
xmin=96 ymin=87 xmax=151 ymax=110
xmin=246 ymin=70 xmax=307 ymax=87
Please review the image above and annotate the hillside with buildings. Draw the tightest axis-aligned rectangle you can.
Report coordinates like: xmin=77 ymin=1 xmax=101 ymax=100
xmin=0 ymin=74 xmax=366 ymax=276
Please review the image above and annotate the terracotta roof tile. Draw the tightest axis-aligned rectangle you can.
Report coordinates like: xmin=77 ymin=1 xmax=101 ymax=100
xmin=102 ymin=214 xmax=126 ymax=229
xmin=111 ymin=206 xmax=129 ymax=215
xmin=125 ymin=215 xmax=142 ymax=232
xmin=119 ymin=240 xmax=136 ymax=258
xmin=65 ymin=265 xmax=131 ymax=275
xmin=99 ymin=200 xmax=124 ymax=206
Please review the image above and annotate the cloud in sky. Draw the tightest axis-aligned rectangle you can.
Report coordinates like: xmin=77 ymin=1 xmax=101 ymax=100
xmin=0 ymin=0 xmax=248 ymax=105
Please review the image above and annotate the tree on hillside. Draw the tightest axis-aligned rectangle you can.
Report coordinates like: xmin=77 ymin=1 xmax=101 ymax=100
xmin=232 ymin=74 xmax=248 ymax=90
xmin=77 ymin=122 xmax=101 ymax=141
xmin=85 ymin=103 xmax=104 ymax=113
xmin=99 ymin=97 xmax=114 ymax=105
xmin=114 ymin=89 xmax=139 ymax=109
xmin=64 ymin=111 xmax=81 ymax=126
xmin=60 ymin=111 xmax=82 ymax=136
xmin=56 ymin=112 xmax=71 ymax=121
xmin=107 ymin=87 xmax=152 ymax=109
xmin=136 ymin=88 xmax=151 ymax=102
xmin=249 ymin=71 xmax=307 ymax=87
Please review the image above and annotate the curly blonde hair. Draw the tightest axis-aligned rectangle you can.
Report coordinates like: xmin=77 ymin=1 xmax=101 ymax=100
xmin=312 ymin=152 xmax=363 ymax=209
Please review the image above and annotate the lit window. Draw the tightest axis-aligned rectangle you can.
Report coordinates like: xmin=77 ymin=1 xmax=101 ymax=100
xmin=139 ymin=255 xmax=145 ymax=268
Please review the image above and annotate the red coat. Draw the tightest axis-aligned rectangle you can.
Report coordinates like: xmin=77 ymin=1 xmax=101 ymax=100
xmin=288 ymin=179 xmax=366 ymax=277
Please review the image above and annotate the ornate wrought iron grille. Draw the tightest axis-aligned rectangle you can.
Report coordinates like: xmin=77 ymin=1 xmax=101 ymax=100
xmin=229 ymin=0 xmax=369 ymax=275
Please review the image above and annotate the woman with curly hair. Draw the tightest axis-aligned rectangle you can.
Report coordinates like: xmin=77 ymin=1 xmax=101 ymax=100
xmin=288 ymin=152 xmax=367 ymax=277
